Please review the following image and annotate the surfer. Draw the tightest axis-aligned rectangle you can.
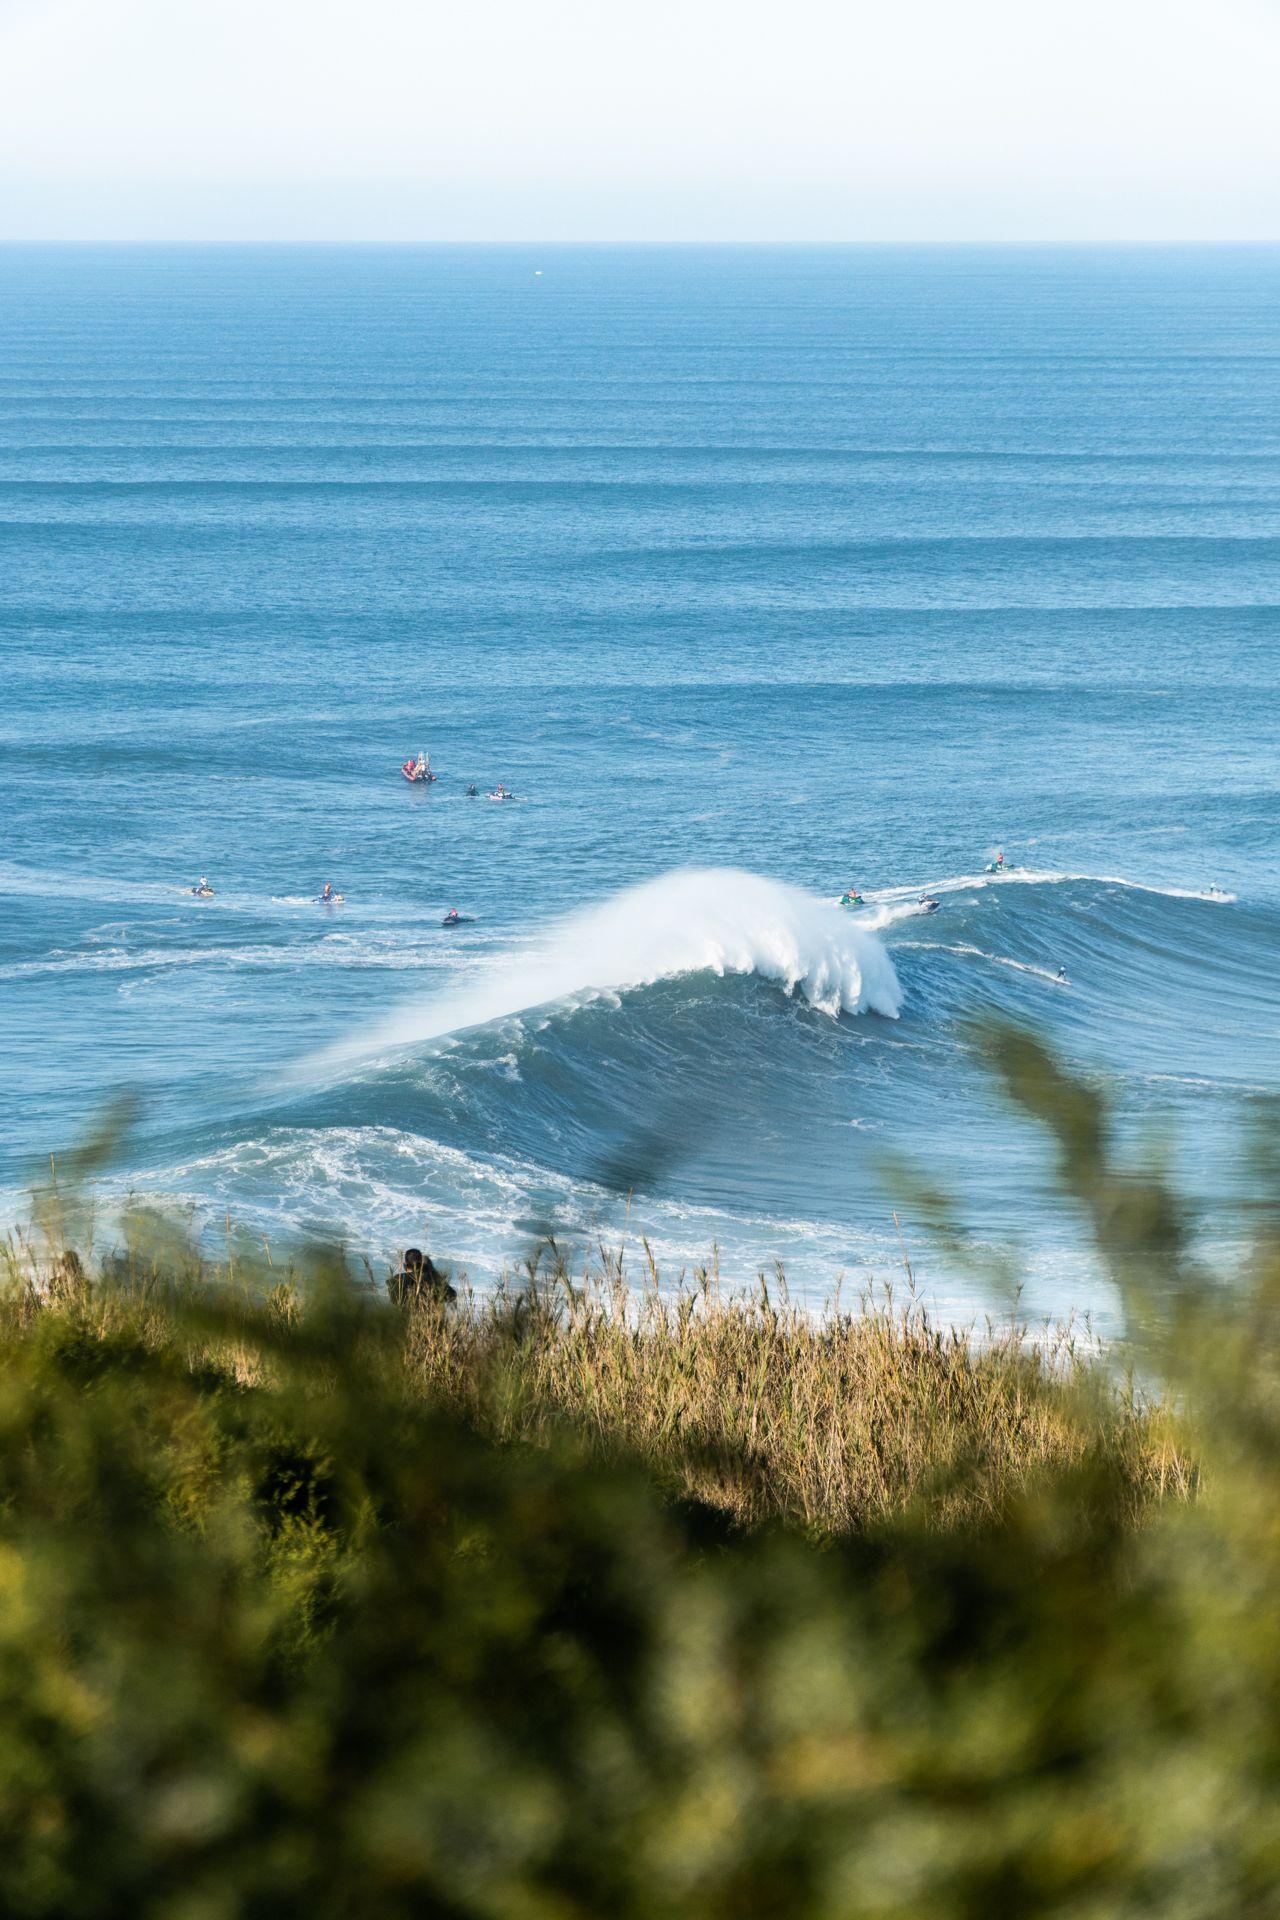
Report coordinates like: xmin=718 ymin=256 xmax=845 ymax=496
xmin=1056 ymin=966 xmax=1069 ymax=983
xmin=466 ymin=784 xmax=479 ymax=797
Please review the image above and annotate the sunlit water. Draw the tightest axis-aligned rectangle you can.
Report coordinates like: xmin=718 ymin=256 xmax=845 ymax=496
xmin=3 ymin=245 xmax=1278 ymax=1327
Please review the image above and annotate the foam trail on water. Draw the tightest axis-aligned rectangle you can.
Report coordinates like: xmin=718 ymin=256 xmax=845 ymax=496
xmin=859 ymin=869 xmax=1237 ymax=905
xmin=924 ymin=941 xmax=1072 ymax=985
xmin=314 ymin=868 xmax=902 ymax=1077
xmin=855 ymin=899 xmax=942 ymax=931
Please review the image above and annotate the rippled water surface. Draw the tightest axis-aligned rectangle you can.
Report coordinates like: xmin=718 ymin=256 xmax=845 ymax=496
xmin=3 ymin=245 xmax=1278 ymax=1323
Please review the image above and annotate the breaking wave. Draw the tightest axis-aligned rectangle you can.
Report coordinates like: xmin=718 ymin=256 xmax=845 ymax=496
xmin=317 ymin=867 xmax=902 ymax=1075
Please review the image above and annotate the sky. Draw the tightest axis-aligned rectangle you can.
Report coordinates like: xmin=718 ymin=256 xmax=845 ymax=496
xmin=0 ymin=0 xmax=1278 ymax=241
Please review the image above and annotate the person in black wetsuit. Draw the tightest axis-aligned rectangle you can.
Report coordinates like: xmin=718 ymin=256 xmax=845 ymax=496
xmin=389 ymin=1246 xmax=456 ymax=1307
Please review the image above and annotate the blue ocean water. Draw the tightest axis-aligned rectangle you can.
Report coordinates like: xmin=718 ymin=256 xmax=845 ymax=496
xmin=2 ymin=244 xmax=1278 ymax=1324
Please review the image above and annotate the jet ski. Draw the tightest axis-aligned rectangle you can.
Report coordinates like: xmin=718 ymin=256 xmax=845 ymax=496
xmin=918 ymin=897 xmax=940 ymax=914
xmin=190 ymin=885 xmax=215 ymax=899
xmin=441 ymin=912 xmax=473 ymax=927
xmin=487 ymin=787 xmax=515 ymax=802
xmin=402 ymin=765 xmax=438 ymax=784
xmin=839 ymin=891 xmax=864 ymax=908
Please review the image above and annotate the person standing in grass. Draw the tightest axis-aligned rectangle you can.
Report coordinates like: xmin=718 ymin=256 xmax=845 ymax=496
xmin=389 ymin=1246 xmax=456 ymax=1308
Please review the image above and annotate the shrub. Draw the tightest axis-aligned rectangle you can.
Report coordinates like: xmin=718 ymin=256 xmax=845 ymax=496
xmin=0 ymin=1032 xmax=1275 ymax=1917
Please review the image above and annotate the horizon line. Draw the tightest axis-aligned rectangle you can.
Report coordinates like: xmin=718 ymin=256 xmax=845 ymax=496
xmin=3 ymin=236 xmax=1280 ymax=249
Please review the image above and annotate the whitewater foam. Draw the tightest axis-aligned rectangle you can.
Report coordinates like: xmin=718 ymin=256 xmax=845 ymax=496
xmin=0 ymin=936 xmax=449 ymax=982
xmin=314 ymin=868 xmax=902 ymax=1077
xmin=861 ymin=869 xmax=1237 ymax=906
xmin=134 ymin=1123 xmax=934 ymax=1309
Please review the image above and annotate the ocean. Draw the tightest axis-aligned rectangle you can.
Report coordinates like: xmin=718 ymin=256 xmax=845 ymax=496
xmin=2 ymin=243 xmax=1278 ymax=1328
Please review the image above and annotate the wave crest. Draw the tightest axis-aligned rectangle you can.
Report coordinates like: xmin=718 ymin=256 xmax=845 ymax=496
xmin=321 ymin=868 xmax=902 ymax=1073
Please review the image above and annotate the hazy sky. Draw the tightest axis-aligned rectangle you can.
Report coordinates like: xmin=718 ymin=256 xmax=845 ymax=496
xmin=1 ymin=0 xmax=1278 ymax=240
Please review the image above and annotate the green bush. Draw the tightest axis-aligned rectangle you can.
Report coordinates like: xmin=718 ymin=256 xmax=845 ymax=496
xmin=0 ymin=1032 xmax=1276 ymax=1918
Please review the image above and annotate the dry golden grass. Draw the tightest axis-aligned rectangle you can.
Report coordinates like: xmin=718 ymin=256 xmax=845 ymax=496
xmin=395 ymin=1262 xmax=1193 ymax=1533
xmin=2 ymin=1189 xmax=1194 ymax=1539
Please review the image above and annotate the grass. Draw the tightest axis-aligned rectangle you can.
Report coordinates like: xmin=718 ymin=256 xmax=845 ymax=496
xmin=0 ymin=1028 xmax=1275 ymax=1916
xmin=396 ymin=1264 xmax=1194 ymax=1533
xmin=0 ymin=1241 xmax=1194 ymax=1538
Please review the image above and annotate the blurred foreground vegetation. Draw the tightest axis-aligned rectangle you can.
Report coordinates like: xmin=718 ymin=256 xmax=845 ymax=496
xmin=1 ymin=1032 xmax=1279 ymax=1917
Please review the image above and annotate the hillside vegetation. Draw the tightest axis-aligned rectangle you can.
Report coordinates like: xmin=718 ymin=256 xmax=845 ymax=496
xmin=1 ymin=1031 xmax=1277 ymax=1918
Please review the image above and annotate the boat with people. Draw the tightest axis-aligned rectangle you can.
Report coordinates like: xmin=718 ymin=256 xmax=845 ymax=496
xmin=401 ymin=752 xmax=437 ymax=784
